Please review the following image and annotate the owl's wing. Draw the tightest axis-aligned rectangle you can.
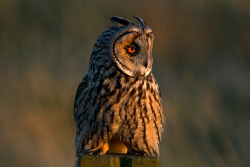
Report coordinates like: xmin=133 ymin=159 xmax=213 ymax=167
xmin=74 ymin=74 xmax=89 ymax=121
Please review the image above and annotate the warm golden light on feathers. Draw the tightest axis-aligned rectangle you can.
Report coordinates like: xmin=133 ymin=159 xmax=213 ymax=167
xmin=74 ymin=16 xmax=164 ymax=157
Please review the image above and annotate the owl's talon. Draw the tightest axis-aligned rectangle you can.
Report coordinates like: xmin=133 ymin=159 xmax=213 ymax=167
xmin=134 ymin=151 xmax=148 ymax=156
xmin=87 ymin=143 xmax=109 ymax=155
xmin=87 ymin=146 xmax=101 ymax=155
xmin=98 ymin=143 xmax=109 ymax=155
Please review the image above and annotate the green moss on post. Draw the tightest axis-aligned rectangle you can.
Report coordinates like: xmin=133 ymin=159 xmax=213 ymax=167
xmin=131 ymin=157 xmax=159 ymax=167
xmin=79 ymin=155 xmax=120 ymax=167
xmin=79 ymin=154 xmax=159 ymax=167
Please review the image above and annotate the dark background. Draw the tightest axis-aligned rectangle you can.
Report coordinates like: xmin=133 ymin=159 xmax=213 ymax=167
xmin=0 ymin=0 xmax=249 ymax=166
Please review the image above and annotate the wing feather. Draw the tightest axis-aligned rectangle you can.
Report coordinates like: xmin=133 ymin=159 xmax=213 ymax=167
xmin=74 ymin=74 xmax=89 ymax=121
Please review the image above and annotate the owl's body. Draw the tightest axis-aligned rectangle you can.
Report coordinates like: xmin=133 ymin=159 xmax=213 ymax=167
xmin=74 ymin=16 xmax=164 ymax=157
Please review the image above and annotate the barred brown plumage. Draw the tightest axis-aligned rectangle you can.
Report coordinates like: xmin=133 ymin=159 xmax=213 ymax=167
xmin=74 ymin=16 xmax=164 ymax=157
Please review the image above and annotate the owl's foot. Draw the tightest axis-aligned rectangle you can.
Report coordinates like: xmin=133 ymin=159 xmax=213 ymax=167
xmin=88 ymin=143 xmax=109 ymax=155
xmin=136 ymin=152 xmax=147 ymax=156
xmin=128 ymin=151 xmax=147 ymax=156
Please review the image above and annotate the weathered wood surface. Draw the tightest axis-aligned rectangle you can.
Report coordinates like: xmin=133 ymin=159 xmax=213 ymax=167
xmin=77 ymin=154 xmax=159 ymax=167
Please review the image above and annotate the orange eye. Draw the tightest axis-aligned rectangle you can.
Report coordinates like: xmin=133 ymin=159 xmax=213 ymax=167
xmin=128 ymin=46 xmax=136 ymax=53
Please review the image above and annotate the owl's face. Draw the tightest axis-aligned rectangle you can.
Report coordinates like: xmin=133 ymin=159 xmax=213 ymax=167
xmin=110 ymin=17 xmax=154 ymax=78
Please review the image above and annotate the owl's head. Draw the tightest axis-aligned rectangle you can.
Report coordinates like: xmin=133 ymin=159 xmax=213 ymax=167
xmin=110 ymin=16 xmax=154 ymax=78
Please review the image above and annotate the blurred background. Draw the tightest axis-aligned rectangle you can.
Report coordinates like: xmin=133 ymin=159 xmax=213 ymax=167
xmin=0 ymin=0 xmax=249 ymax=166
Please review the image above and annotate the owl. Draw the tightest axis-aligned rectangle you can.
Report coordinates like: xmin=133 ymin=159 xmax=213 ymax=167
xmin=74 ymin=16 xmax=164 ymax=157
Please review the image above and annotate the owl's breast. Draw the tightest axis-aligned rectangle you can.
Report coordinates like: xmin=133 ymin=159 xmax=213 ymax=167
xmin=97 ymin=68 xmax=162 ymax=136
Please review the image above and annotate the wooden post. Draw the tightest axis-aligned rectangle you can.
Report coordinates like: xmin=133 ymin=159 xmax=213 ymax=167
xmin=77 ymin=154 xmax=159 ymax=167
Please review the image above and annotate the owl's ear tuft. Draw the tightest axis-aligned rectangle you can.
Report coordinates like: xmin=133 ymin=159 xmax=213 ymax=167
xmin=133 ymin=16 xmax=147 ymax=26
xmin=111 ymin=16 xmax=132 ymax=28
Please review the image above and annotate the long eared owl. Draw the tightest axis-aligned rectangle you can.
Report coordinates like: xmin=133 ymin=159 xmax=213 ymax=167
xmin=74 ymin=16 xmax=164 ymax=157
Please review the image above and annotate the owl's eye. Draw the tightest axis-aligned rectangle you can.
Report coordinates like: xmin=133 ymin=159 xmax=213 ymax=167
xmin=127 ymin=45 xmax=137 ymax=54
xmin=128 ymin=46 xmax=136 ymax=53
